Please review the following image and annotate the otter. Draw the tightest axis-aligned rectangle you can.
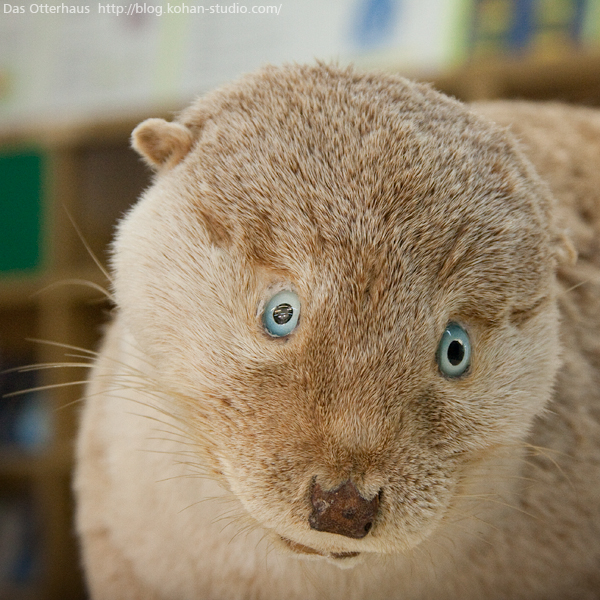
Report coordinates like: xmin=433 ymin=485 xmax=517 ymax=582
xmin=74 ymin=63 xmax=600 ymax=599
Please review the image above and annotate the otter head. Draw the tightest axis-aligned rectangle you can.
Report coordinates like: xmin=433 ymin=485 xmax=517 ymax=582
xmin=114 ymin=64 xmax=572 ymax=564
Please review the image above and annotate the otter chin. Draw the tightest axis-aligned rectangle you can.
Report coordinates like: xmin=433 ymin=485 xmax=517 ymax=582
xmin=74 ymin=63 xmax=600 ymax=600
xmin=279 ymin=537 xmax=361 ymax=561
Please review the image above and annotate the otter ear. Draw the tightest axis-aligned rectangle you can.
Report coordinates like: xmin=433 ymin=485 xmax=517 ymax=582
xmin=131 ymin=118 xmax=194 ymax=170
xmin=552 ymin=230 xmax=577 ymax=266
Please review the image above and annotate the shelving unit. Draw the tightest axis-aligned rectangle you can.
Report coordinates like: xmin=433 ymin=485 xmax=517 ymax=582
xmin=431 ymin=50 xmax=600 ymax=103
xmin=0 ymin=119 xmax=153 ymax=600
xmin=2 ymin=49 xmax=600 ymax=599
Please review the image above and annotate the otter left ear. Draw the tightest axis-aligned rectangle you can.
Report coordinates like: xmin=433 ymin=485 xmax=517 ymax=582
xmin=131 ymin=118 xmax=194 ymax=170
xmin=552 ymin=230 xmax=577 ymax=266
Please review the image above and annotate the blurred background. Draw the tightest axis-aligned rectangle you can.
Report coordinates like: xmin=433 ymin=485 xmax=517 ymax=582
xmin=2 ymin=0 xmax=600 ymax=598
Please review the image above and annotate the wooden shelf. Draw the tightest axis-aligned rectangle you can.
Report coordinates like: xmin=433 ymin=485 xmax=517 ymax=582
xmin=0 ymin=269 xmax=110 ymax=304
xmin=430 ymin=50 xmax=600 ymax=103
xmin=0 ymin=583 xmax=43 ymax=600
xmin=0 ymin=440 xmax=73 ymax=479
xmin=1 ymin=117 xmax=143 ymax=600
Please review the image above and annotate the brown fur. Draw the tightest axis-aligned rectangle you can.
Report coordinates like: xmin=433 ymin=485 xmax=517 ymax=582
xmin=74 ymin=64 xmax=600 ymax=599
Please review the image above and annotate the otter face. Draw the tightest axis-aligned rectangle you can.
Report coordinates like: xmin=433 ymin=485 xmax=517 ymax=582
xmin=114 ymin=64 xmax=566 ymax=562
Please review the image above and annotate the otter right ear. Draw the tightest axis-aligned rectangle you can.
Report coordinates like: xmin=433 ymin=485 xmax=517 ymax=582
xmin=131 ymin=118 xmax=194 ymax=170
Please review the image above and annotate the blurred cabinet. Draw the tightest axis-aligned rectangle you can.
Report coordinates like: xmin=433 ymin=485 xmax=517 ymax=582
xmin=430 ymin=50 xmax=600 ymax=103
xmin=0 ymin=120 xmax=151 ymax=600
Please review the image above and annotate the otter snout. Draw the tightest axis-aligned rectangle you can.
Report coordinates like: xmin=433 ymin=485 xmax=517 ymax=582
xmin=309 ymin=480 xmax=380 ymax=539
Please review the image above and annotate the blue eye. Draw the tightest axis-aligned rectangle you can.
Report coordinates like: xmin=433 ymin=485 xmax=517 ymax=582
xmin=263 ymin=290 xmax=301 ymax=337
xmin=437 ymin=322 xmax=471 ymax=378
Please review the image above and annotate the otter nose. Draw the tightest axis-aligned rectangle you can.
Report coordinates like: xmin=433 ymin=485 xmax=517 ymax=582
xmin=308 ymin=480 xmax=379 ymax=539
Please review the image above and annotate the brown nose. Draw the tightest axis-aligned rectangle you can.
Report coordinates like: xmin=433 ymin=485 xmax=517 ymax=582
xmin=308 ymin=480 xmax=379 ymax=539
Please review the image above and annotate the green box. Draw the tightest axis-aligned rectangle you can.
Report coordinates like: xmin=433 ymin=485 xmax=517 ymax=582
xmin=0 ymin=149 xmax=44 ymax=274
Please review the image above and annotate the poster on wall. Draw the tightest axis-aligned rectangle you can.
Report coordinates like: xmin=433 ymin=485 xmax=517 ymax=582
xmin=11 ymin=0 xmax=586 ymax=131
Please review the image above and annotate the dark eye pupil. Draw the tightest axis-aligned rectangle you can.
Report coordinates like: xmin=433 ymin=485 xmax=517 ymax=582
xmin=447 ymin=340 xmax=465 ymax=366
xmin=272 ymin=303 xmax=293 ymax=325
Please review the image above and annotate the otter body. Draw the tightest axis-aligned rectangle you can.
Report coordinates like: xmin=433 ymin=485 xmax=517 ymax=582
xmin=74 ymin=65 xmax=600 ymax=599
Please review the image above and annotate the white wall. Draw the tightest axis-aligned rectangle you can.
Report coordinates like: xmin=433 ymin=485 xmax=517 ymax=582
xmin=0 ymin=0 xmax=468 ymax=130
